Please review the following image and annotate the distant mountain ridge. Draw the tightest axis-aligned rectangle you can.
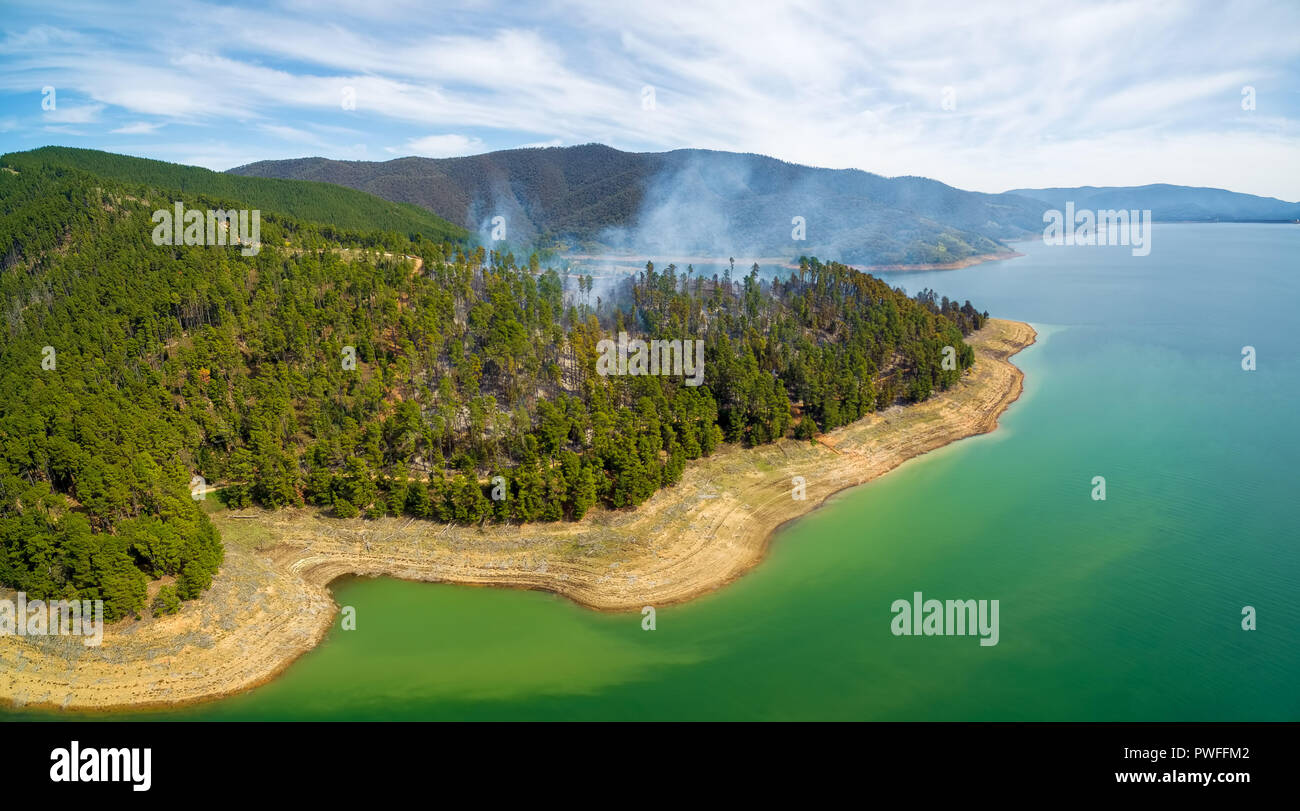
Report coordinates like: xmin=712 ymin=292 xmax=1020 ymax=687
xmin=230 ymin=144 xmax=1050 ymax=265
xmin=1008 ymin=184 xmax=1300 ymax=222
xmin=227 ymin=146 xmax=1300 ymax=263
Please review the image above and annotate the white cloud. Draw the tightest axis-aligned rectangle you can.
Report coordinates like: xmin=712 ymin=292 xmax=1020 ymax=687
xmin=41 ymin=125 xmax=89 ymax=136
xmin=0 ymin=0 xmax=1297 ymax=197
xmin=519 ymin=138 xmax=566 ymax=149
xmin=110 ymin=121 xmax=162 ymax=135
xmin=42 ymin=103 xmax=104 ymax=124
xmin=259 ymin=123 xmax=329 ymax=146
xmin=389 ymin=134 xmax=487 ymax=158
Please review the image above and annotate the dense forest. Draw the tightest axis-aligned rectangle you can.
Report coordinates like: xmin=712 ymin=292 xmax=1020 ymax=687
xmin=0 ymin=156 xmax=986 ymax=621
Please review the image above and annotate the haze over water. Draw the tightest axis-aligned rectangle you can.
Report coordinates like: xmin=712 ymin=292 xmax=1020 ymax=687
xmin=15 ymin=223 xmax=1298 ymax=721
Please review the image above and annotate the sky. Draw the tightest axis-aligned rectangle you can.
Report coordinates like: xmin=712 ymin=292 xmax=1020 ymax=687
xmin=1 ymin=0 xmax=1297 ymax=200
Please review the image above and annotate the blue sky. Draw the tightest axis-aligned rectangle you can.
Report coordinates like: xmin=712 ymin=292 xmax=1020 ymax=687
xmin=1 ymin=0 xmax=1297 ymax=199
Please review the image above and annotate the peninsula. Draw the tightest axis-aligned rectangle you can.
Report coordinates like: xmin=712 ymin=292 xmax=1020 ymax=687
xmin=0 ymin=319 xmax=1033 ymax=711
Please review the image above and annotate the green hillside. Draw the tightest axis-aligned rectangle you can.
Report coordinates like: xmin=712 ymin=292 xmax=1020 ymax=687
xmin=0 ymin=157 xmax=986 ymax=622
xmin=2 ymin=146 xmax=469 ymax=243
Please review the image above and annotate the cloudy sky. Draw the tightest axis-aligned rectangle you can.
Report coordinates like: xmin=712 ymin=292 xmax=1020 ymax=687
xmin=1 ymin=0 xmax=1297 ymax=199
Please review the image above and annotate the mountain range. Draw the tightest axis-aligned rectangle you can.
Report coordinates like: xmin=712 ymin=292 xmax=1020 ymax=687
xmin=231 ymin=144 xmax=1300 ymax=266
xmin=1008 ymin=184 xmax=1300 ymax=223
xmin=231 ymin=144 xmax=1045 ymax=265
xmin=6 ymin=145 xmax=1293 ymax=271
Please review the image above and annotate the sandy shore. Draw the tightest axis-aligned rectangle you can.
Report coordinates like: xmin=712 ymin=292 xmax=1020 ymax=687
xmin=564 ymin=250 xmax=1023 ymax=274
xmin=848 ymin=250 xmax=1024 ymax=272
xmin=0 ymin=318 xmax=1035 ymax=711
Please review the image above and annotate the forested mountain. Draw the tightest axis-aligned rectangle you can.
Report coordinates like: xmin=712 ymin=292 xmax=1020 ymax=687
xmin=0 ymin=152 xmax=985 ymax=621
xmin=1007 ymin=184 xmax=1300 ymax=222
xmin=6 ymin=147 xmax=468 ymax=242
xmin=231 ymin=144 xmax=1047 ymax=264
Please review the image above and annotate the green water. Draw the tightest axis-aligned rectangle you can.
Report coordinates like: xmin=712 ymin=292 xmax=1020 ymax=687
xmin=14 ymin=224 xmax=1300 ymax=720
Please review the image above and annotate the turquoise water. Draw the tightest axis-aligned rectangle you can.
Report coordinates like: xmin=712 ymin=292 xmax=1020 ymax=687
xmin=13 ymin=224 xmax=1300 ymax=720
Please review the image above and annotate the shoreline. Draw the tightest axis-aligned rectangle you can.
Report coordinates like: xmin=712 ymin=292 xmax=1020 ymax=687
xmin=0 ymin=318 xmax=1036 ymax=713
xmin=562 ymin=251 xmax=1024 ymax=274
xmin=849 ymin=250 xmax=1023 ymax=272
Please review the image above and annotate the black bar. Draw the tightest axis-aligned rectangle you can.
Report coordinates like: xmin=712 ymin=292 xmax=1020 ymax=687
xmin=10 ymin=721 xmax=1290 ymax=800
